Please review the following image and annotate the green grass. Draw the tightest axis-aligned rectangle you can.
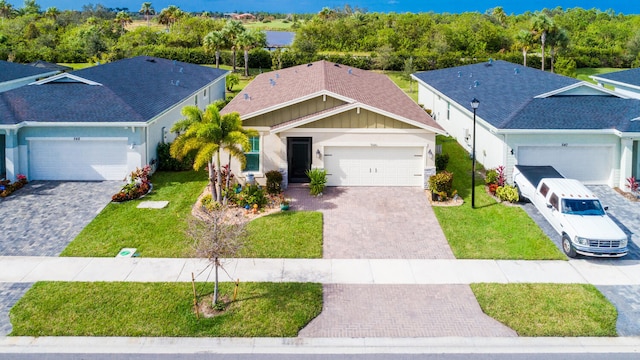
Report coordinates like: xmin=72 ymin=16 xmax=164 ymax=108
xmin=242 ymin=211 xmax=323 ymax=258
xmin=61 ymin=171 xmax=208 ymax=258
xmin=58 ymin=63 xmax=93 ymax=70
xmin=243 ymin=19 xmax=295 ymax=31
xmin=433 ymin=136 xmax=564 ymax=260
xmin=10 ymin=281 xmax=322 ymax=337
xmin=575 ymin=67 xmax=622 ymax=84
xmin=471 ymin=283 xmax=618 ymax=337
xmin=385 ymin=71 xmax=419 ymax=103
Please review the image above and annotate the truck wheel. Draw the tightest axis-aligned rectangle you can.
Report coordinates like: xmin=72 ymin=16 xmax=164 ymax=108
xmin=562 ymin=235 xmax=577 ymax=258
xmin=515 ymin=183 xmax=528 ymax=202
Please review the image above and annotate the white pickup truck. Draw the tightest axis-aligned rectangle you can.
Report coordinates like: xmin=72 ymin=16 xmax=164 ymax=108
xmin=513 ymin=165 xmax=628 ymax=258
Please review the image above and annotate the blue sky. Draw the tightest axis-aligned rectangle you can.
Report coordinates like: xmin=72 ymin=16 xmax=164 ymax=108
xmin=15 ymin=1 xmax=640 ymax=14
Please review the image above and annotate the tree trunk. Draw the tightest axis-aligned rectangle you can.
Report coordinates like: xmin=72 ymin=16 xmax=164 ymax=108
xmin=215 ymin=50 xmax=220 ymax=69
xmin=215 ymin=151 xmax=223 ymax=203
xmin=208 ymin=161 xmax=217 ymax=201
xmin=522 ymin=48 xmax=527 ymax=67
xmin=232 ymin=48 xmax=237 ymax=73
xmin=213 ymin=257 xmax=219 ymax=306
xmin=550 ymin=48 xmax=555 ymax=73
xmin=244 ymin=49 xmax=249 ymax=77
xmin=541 ymin=32 xmax=546 ymax=71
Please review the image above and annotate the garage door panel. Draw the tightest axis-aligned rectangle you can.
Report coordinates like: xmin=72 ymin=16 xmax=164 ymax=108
xmin=518 ymin=146 xmax=612 ymax=184
xmin=29 ymin=139 xmax=128 ymax=181
xmin=325 ymin=146 xmax=423 ymax=187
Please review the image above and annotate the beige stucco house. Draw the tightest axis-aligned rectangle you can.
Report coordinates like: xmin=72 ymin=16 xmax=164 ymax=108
xmin=221 ymin=60 xmax=445 ymax=187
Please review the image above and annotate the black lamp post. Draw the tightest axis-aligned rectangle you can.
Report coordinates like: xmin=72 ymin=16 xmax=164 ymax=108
xmin=470 ymin=98 xmax=480 ymax=209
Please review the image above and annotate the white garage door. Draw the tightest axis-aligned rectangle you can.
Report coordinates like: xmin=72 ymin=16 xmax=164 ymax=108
xmin=518 ymin=146 xmax=613 ymax=184
xmin=324 ymin=146 xmax=424 ymax=186
xmin=29 ymin=138 xmax=128 ymax=180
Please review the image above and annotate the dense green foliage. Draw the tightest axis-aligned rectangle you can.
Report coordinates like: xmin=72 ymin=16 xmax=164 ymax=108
xmin=0 ymin=3 xmax=638 ymax=70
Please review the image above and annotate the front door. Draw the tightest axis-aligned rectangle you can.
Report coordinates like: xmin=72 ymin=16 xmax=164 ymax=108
xmin=287 ymin=137 xmax=312 ymax=183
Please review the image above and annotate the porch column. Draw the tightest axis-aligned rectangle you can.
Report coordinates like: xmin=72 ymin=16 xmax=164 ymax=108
xmin=619 ymin=138 xmax=633 ymax=189
xmin=4 ymin=129 xmax=19 ymax=181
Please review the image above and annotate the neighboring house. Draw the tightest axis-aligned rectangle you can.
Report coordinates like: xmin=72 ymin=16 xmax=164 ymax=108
xmin=221 ymin=60 xmax=444 ymax=188
xmin=591 ymin=68 xmax=640 ymax=100
xmin=0 ymin=56 xmax=228 ymax=181
xmin=28 ymin=60 xmax=73 ymax=73
xmin=0 ymin=60 xmax=59 ymax=93
xmin=413 ymin=60 xmax=640 ymax=189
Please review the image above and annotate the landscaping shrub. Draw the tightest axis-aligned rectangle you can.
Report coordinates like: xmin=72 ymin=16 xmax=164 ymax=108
xmin=305 ymin=168 xmax=327 ymax=196
xmin=428 ymin=171 xmax=454 ymax=200
xmin=157 ymin=142 xmax=193 ymax=171
xmin=435 ymin=153 xmax=449 ymax=171
xmin=0 ymin=175 xmax=28 ymax=198
xmin=496 ymin=185 xmax=519 ymax=203
xmin=234 ymin=184 xmax=268 ymax=208
xmin=485 ymin=168 xmax=498 ymax=185
xmin=265 ymin=170 xmax=283 ymax=195
xmin=112 ymin=165 xmax=152 ymax=202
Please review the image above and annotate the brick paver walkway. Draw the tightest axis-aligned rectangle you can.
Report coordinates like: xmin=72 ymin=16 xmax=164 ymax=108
xmin=299 ymin=284 xmax=517 ymax=337
xmin=285 ymin=186 xmax=454 ymax=259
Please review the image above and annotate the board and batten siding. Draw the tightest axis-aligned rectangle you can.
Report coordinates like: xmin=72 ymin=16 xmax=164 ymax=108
xmin=300 ymin=108 xmax=419 ymax=129
xmin=242 ymin=96 xmax=346 ymax=127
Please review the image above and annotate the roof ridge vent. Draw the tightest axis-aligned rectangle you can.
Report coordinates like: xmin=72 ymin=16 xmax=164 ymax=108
xmin=146 ymin=58 xmax=156 ymax=63
xmin=334 ymin=63 xmax=341 ymax=68
xmin=307 ymin=63 xmax=313 ymax=67
xmin=244 ymin=93 xmax=250 ymax=100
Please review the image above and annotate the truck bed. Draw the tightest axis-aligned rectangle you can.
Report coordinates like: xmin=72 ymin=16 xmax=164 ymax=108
xmin=514 ymin=165 xmax=564 ymax=188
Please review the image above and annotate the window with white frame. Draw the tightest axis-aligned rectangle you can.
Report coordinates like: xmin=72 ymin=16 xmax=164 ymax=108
xmin=244 ymin=136 xmax=260 ymax=172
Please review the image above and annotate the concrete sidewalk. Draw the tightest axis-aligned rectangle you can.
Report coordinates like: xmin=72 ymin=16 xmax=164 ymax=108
xmin=1 ymin=336 xmax=640 ymax=355
xmin=1 ymin=256 xmax=639 ymax=285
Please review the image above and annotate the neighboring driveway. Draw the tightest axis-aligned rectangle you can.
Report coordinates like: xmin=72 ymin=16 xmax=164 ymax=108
xmin=287 ymin=186 xmax=516 ymax=337
xmin=285 ymin=186 xmax=455 ymax=259
xmin=0 ymin=181 xmax=121 ymax=256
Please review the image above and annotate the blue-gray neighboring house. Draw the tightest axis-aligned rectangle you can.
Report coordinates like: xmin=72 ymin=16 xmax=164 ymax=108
xmin=0 ymin=56 xmax=228 ymax=181
xmin=0 ymin=60 xmax=60 ymax=93
xmin=413 ymin=60 xmax=640 ymax=189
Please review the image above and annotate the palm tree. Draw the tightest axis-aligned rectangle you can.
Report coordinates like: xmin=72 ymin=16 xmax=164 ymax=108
xmin=158 ymin=5 xmax=183 ymax=30
xmin=203 ymin=30 xmax=225 ymax=68
xmin=139 ymin=2 xmax=155 ymax=27
xmin=170 ymin=104 xmax=256 ymax=203
xmin=221 ymin=20 xmax=245 ymax=73
xmin=237 ymin=29 xmax=267 ymax=77
xmin=547 ymin=26 xmax=570 ymax=73
xmin=20 ymin=0 xmax=39 ymax=16
xmin=514 ymin=29 xmax=534 ymax=67
xmin=115 ymin=11 xmax=132 ymax=32
xmin=0 ymin=0 xmax=14 ymax=22
xmin=43 ymin=6 xmax=59 ymax=20
xmin=531 ymin=13 xmax=553 ymax=71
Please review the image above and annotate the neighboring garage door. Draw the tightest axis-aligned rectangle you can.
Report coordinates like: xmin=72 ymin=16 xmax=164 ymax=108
xmin=29 ymin=138 xmax=128 ymax=180
xmin=324 ymin=146 xmax=423 ymax=186
xmin=518 ymin=145 xmax=613 ymax=184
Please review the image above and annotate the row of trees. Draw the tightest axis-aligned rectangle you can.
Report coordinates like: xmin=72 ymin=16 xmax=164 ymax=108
xmin=1 ymin=2 xmax=640 ymax=73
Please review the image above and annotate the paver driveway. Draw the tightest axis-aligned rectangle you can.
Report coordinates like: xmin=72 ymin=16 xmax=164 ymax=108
xmin=286 ymin=186 xmax=516 ymax=337
xmin=0 ymin=181 xmax=121 ymax=256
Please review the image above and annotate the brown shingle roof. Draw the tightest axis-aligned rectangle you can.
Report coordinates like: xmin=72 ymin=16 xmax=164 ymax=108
xmin=222 ymin=60 xmax=443 ymax=132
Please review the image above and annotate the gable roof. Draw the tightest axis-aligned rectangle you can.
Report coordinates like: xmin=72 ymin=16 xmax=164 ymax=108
xmin=0 ymin=56 xmax=228 ymax=125
xmin=591 ymin=68 xmax=640 ymax=89
xmin=222 ymin=60 xmax=443 ymax=132
xmin=413 ymin=60 xmax=640 ymax=133
xmin=0 ymin=60 xmax=58 ymax=83
xmin=28 ymin=60 xmax=73 ymax=72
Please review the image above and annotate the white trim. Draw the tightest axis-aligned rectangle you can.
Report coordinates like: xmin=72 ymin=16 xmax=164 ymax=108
xmin=30 ymin=73 xmax=102 ymax=86
xmin=26 ymin=137 xmax=129 ymax=141
xmin=534 ymin=81 xmax=628 ymax=99
xmin=242 ymin=135 xmax=263 ymax=174
xmin=0 ymin=71 xmax=59 ymax=88
xmin=590 ymin=75 xmax=640 ymax=92
xmin=19 ymin=122 xmax=148 ymax=128
xmin=242 ymin=90 xmax=355 ymax=119
xmin=270 ymin=104 xmax=358 ymax=134
xmin=497 ymin=128 xmax=623 ymax=136
xmin=283 ymin=128 xmax=430 ymax=134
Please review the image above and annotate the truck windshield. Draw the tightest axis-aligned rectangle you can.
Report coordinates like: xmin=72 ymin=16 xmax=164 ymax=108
xmin=561 ymin=199 xmax=605 ymax=216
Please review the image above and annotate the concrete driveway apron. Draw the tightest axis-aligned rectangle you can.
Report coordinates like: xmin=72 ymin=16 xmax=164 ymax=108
xmin=286 ymin=186 xmax=516 ymax=337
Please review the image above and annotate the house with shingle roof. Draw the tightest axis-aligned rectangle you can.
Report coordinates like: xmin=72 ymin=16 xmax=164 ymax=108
xmin=413 ymin=60 xmax=640 ymax=189
xmin=591 ymin=68 xmax=640 ymax=100
xmin=0 ymin=56 xmax=228 ymax=181
xmin=0 ymin=60 xmax=60 ymax=93
xmin=221 ymin=60 xmax=444 ymax=187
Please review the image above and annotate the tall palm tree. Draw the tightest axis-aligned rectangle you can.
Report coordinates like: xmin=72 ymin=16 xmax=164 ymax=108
xmin=20 ymin=0 xmax=39 ymax=16
xmin=170 ymin=104 xmax=256 ymax=203
xmin=139 ymin=2 xmax=155 ymax=27
xmin=514 ymin=29 xmax=533 ymax=67
xmin=237 ymin=29 xmax=267 ymax=77
xmin=547 ymin=26 xmax=570 ymax=73
xmin=115 ymin=11 xmax=132 ymax=32
xmin=221 ymin=20 xmax=245 ymax=73
xmin=531 ymin=13 xmax=553 ymax=71
xmin=203 ymin=30 xmax=225 ymax=68
xmin=43 ymin=6 xmax=59 ymax=20
xmin=158 ymin=5 xmax=183 ymax=30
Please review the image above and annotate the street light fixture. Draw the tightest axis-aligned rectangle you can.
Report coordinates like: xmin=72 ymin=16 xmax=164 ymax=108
xmin=470 ymin=98 xmax=480 ymax=209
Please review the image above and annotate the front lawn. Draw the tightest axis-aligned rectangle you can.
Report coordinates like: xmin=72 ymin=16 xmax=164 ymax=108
xmin=241 ymin=211 xmax=323 ymax=258
xmin=61 ymin=171 xmax=208 ymax=258
xmin=10 ymin=281 xmax=322 ymax=337
xmin=433 ymin=136 xmax=564 ymax=260
xmin=471 ymin=283 xmax=617 ymax=337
